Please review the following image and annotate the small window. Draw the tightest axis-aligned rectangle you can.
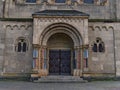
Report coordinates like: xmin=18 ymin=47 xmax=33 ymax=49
xmin=55 ymin=0 xmax=66 ymax=3
xmin=84 ymin=0 xmax=94 ymax=4
xmin=26 ymin=0 xmax=36 ymax=3
xmin=92 ymin=38 xmax=105 ymax=53
xmin=92 ymin=43 xmax=97 ymax=52
xmin=15 ymin=38 xmax=28 ymax=52
xmin=99 ymin=42 xmax=105 ymax=52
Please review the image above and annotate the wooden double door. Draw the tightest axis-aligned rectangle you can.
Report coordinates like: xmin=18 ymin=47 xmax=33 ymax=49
xmin=49 ymin=49 xmax=71 ymax=75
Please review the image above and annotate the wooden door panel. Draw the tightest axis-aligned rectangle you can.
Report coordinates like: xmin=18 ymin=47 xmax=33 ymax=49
xmin=49 ymin=50 xmax=71 ymax=75
xmin=60 ymin=50 xmax=71 ymax=75
xmin=49 ymin=50 xmax=59 ymax=75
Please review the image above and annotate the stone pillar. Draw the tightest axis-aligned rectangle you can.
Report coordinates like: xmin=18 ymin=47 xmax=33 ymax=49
xmin=83 ymin=45 xmax=89 ymax=72
xmin=38 ymin=46 xmax=48 ymax=76
xmin=31 ymin=45 xmax=39 ymax=78
xmin=32 ymin=46 xmax=39 ymax=71
xmin=4 ymin=0 xmax=9 ymax=18
xmin=41 ymin=46 xmax=47 ymax=69
xmin=73 ymin=46 xmax=82 ymax=76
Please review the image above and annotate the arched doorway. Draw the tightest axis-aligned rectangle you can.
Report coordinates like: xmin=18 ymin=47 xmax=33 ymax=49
xmin=32 ymin=23 xmax=87 ymax=77
xmin=47 ymin=33 xmax=74 ymax=75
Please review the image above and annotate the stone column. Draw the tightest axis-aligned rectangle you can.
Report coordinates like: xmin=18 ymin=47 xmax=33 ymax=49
xmin=38 ymin=46 xmax=48 ymax=76
xmin=31 ymin=45 xmax=40 ymax=78
xmin=41 ymin=46 xmax=47 ymax=69
xmin=83 ymin=45 xmax=89 ymax=72
xmin=73 ymin=46 xmax=82 ymax=76
xmin=32 ymin=46 xmax=39 ymax=71
xmin=4 ymin=0 xmax=9 ymax=18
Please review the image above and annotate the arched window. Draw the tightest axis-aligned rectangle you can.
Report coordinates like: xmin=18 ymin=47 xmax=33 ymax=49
xmin=26 ymin=0 xmax=36 ymax=3
xmin=84 ymin=0 xmax=94 ymax=4
xmin=55 ymin=0 xmax=66 ymax=3
xmin=92 ymin=38 xmax=105 ymax=53
xmin=15 ymin=38 xmax=28 ymax=52
xmin=99 ymin=42 xmax=105 ymax=52
xmin=92 ymin=43 xmax=97 ymax=52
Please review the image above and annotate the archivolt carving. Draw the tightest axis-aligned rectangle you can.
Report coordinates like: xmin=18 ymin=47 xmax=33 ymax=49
xmin=39 ymin=23 xmax=83 ymax=46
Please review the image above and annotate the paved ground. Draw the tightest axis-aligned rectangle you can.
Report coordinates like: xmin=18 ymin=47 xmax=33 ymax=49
xmin=0 ymin=81 xmax=120 ymax=90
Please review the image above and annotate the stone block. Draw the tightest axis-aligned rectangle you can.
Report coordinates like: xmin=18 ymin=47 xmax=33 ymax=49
xmin=73 ymin=69 xmax=82 ymax=76
xmin=38 ymin=69 xmax=48 ymax=77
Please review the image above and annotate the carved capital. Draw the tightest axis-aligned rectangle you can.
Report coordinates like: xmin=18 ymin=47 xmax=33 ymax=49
xmin=100 ymin=0 xmax=108 ymax=6
xmin=48 ymin=0 xmax=55 ymax=4
xmin=94 ymin=0 xmax=100 ymax=5
xmin=66 ymin=0 xmax=71 ymax=5
xmin=36 ymin=0 xmax=41 ymax=4
xmin=79 ymin=0 xmax=83 ymax=4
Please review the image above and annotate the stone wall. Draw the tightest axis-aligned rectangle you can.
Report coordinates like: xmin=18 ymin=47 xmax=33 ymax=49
xmin=0 ymin=0 xmax=3 ymax=18
xmin=116 ymin=0 xmax=120 ymax=19
xmin=2 ymin=21 xmax=33 ymax=73
xmin=114 ymin=23 xmax=120 ymax=76
xmin=0 ymin=21 xmax=120 ymax=76
xmin=88 ymin=22 xmax=115 ymax=74
xmin=0 ymin=21 xmax=5 ymax=74
xmin=3 ymin=0 xmax=114 ymax=19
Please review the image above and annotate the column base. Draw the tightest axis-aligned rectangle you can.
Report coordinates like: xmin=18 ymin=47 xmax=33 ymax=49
xmin=38 ymin=69 xmax=48 ymax=76
xmin=73 ymin=69 xmax=82 ymax=76
xmin=31 ymin=69 xmax=48 ymax=78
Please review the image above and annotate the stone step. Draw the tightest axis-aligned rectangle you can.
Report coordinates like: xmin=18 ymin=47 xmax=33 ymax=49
xmin=34 ymin=76 xmax=88 ymax=83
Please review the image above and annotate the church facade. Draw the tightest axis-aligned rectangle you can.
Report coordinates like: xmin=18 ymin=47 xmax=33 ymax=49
xmin=0 ymin=0 xmax=120 ymax=79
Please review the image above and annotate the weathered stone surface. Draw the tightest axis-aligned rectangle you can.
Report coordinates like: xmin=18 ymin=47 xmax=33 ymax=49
xmin=0 ymin=0 xmax=120 ymax=78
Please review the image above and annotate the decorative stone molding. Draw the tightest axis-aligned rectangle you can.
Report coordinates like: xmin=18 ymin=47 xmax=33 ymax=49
xmin=66 ymin=0 xmax=71 ymax=5
xmin=79 ymin=0 xmax=84 ymax=4
xmin=16 ymin=0 xmax=26 ymax=4
xmin=94 ymin=0 xmax=100 ymax=5
xmin=6 ymin=24 xmax=32 ymax=30
xmin=100 ymin=0 xmax=108 ymax=6
xmin=89 ymin=25 xmax=114 ymax=31
xmin=43 ymin=0 xmax=49 ymax=5
xmin=36 ymin=0 xmax=41 ymax=4
xmin=48 ymin=0 xmax=55 ymax=4
xmin=36 ymin=17 xmax=81 ymax=23
xmin=73 ymin=1 xmax=79 ymax=6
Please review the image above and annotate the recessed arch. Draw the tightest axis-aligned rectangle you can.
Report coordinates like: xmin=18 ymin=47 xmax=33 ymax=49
xmin=39 ymin=23 xmax=83 ymax=47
